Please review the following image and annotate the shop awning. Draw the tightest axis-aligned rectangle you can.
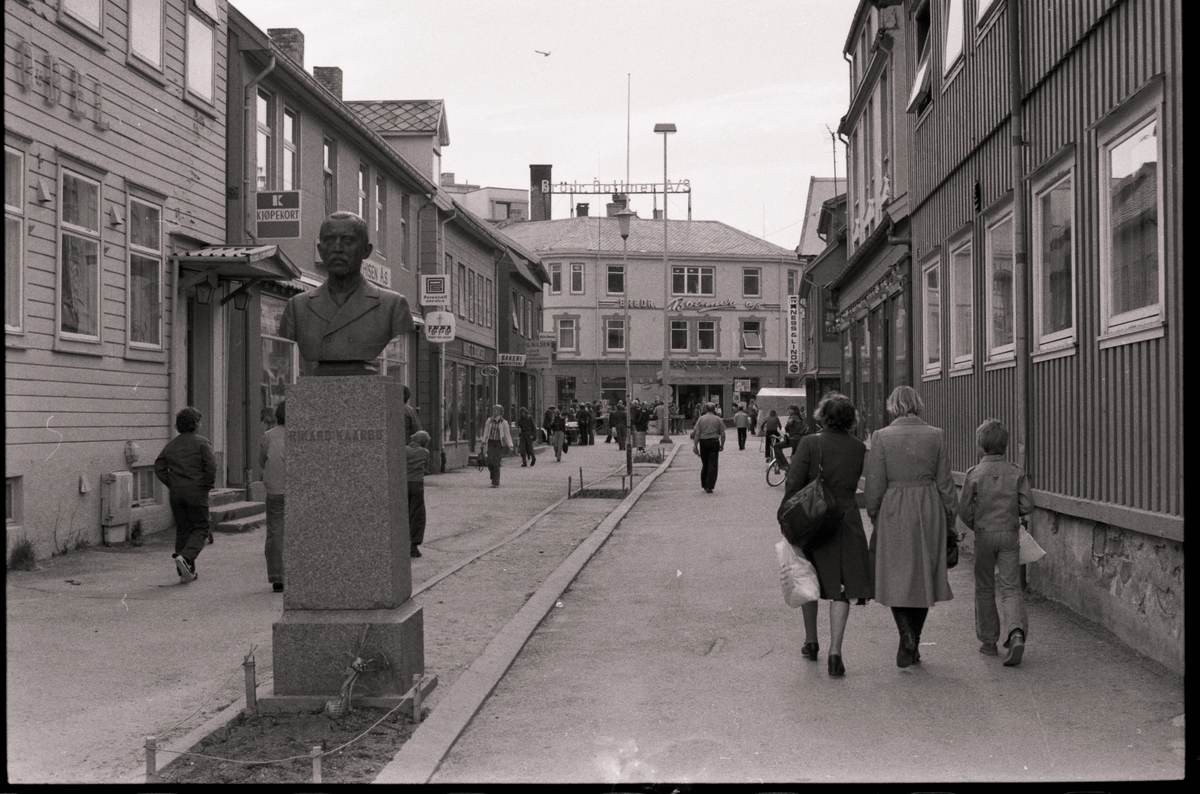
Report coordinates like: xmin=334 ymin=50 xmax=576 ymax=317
xmin=172 ymin=245 xmax=301 ymax=281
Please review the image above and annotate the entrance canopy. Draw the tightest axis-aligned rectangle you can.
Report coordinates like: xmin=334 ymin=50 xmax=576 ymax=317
xmin=173 ymin=244 xmax=300 ymax=285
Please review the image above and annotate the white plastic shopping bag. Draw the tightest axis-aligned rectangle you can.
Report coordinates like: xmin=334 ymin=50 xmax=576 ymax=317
xmin=1018 ymin=526 xmax=1046 ymax=565
xmin=776 ymin=539 xmax=821 ymax=607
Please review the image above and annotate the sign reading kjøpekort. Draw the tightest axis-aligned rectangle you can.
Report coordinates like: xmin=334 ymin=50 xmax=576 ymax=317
xmin=255 ymin=191 xmax=301 ymax=239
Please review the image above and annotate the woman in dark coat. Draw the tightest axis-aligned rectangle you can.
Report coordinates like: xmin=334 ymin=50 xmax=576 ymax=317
xmin=863 ymin=385 xmax=957 ymax=668
xmin=781 ymin=393 xmax=870 ymax=677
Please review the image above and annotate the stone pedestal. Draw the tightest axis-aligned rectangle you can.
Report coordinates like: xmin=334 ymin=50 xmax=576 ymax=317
xmin=272 ymin=376 xmax=423 ymax=697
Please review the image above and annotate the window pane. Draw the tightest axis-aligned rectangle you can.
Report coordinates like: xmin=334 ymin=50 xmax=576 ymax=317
xmin=672 ymin=268 xmax=685 ymax=294
xmin=989 ymin=216 xmax=1013 ymax=349
xmin=607 ymin=265 xmax=623 ymax=294
xmin=6 ymin=216 xmax=21 ymax=329
xmin=671 ymin=320 xmax=688 ymax=350
xmin=63 ymin=173 xmax=99 ymax=231
xmin=282 ymin=147 xmax=295 ymax=191
xmin=686 ymin=269 xmax=699 ymax=294
xmin=943 ymin=0 xmax=964 ymax=74
xmin=607 ymin=319 xmax=624 ymax=350
xmin=743 ymin=269 xmax=760 ymax=296
xmin=62 ymin=0 xmax=101 ymax=28
xmin=1040 ymin=176 xmax=1073 ymax=335
xmin=550 ymin=264 xmax=561 ymax=293
xmin=283 ymin=109 xmax=295 ymax=143
xmin=130 ymin=200 xmax=159 ymax=251
xmin=698 ymin=321 xmax=714 ymax=350
xmin=61 ymin=234 xmax=99 ymax=336
xmin=129 ymin=0 xmax=163 ymax=66
xmin=186 ymin=13 xmax=215 ymax=102
xmin=193 ymin=0 xmax=219 ymax=19
xmin=951 ymin=244 xmax=972 ymax=361
xmin=5 ymin=150 xmax=21 ymax=209
xmin=1109 ymin=120 xmax=1158 ymax=316
xmin=701 ymin=269 xmax=713 ymax=295
xmin=924 ymin=266 xmax=940 ymax=367
xmin=129 ymin=253 xmax=161 ymax=345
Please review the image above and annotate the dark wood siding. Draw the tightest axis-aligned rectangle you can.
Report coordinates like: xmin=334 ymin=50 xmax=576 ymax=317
xmin=908 ymin=0 xmax=1181 ymax=519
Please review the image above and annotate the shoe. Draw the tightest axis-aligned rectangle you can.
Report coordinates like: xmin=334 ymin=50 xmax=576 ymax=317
xmin=912 ymin=641 xmax=921 ymax=664
xmin=531 ymin=458 xmax=536 ymax=466
xmin=491 ymin=483 xmax=500 ymax=488
xmin=272 ymin=582 xmax=284 ymax=592
xmin=801 ymin=642 xmax=819 ymax=661
xmin=896 ymin=630 xmax=916 ymax=668
xmin=175 ymin=555 xmax=196 ymax=583
xmin=828 ymin=654 xmax=845 ymax=676
xmin=704 ymin=488 xmax=713 ymax=494
xmin=1003 ymin=631 xmax=1025 ymax=666
xmin=521 ymin=462 xmax=527 ymax=467
xmin=979 ymin=642 xmax=999 ymax=656
xmin=411 ymin=545 xmax=422 ymax=558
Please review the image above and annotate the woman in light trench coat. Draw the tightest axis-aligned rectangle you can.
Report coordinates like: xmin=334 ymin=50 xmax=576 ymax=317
xmin=863 ymin=385 xmax=957 ymax=668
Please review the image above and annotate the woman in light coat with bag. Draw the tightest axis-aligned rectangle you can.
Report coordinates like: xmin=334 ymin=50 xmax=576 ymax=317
xmin=863 ymin=385 xmax=957 ymax=669
xmin=780 ymin=392 xmax=870 ymax=677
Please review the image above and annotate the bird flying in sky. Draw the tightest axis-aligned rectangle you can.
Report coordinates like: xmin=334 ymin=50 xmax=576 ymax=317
xmin=535 ymin=49 xmax=552 ymax=57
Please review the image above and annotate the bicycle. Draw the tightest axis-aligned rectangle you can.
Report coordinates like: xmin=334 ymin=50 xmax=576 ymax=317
xmin=766 ymin=451 xmax=788 ymax=487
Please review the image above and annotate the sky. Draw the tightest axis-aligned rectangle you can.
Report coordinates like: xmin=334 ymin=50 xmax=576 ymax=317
xmin=230 ymin=0 xmax=858 ymax=250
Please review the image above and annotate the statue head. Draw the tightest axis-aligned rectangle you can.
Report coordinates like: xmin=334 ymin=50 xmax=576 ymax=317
xmin=317 ymin=212 xmax=372 ymax=281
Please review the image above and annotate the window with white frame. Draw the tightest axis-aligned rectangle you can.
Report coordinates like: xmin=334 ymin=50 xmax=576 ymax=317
xmin=456 ymin=262 xmax=465 ymax=316
xmin=948 ymin=237 xmax=973 ymax=370
xmin=977 ymin=0 xmax=998 ymax=24
xmin=672 ymin=266 xmax=714 ymax=296
xmin=1098 ymin=86 xmax=1163 ymax=343
xmin=128 ymin=0 xmax=165 ymax=71
xmin=569 ymin=263 xmax=584 ymax=294
xmin=5 ymin=146 xmax=24 ymax=334
xmin=467 ymin=269 xmax=476 ymax=324
xmin=787 ymin=268 xmax=799 ymax=295
xmin=512 ymin=290 xmax=521 ymax=331
xmin=323 ymin=138 xmax=336 ymax=217
xmin=486 ymin=277 xmax=493 ymax=328
xmin=1032 ymin=159 xmax=1075 ymax=352
xmin=59 ymin=168 xmax=102 ymax=341
xmin=399 ymin=193 xmax=409 ymax=266
xmin=128 ymin=196 xmax=163 ymax=348
xmin=185 ymin=1 xmax=217 ymax=105
xmin=943 ymin=0 xmax=965 ymax=77
xmin=742 ymin=268 xmax=761 ymax=298
xmin=557 ymin=317 xmax=577 ymax=351
xmin=741 ymin=319 xmax=762 ymax=351
xmin=282 ymin=107 xmax=298 ymax=190
xmin=357 ymin=164 xmax=368 ymax=218
xmin=131 ymin=466 xmax=157 ymax=505
xmin=607 ymin=264 xmax=624 ymax=295
xmin=984 ymin=207 xmax=1014 ymax=360
xmin=907 ymin=1 xmax=932 ymax=114
xmin=374 ymin=176 xmax=386 ymax=256
xmin=921 ymin=257 xmax=941 ymax=376
xmin=605 ymin=317 xmax=626 ymax=352
xmin=671 ymin=319 xmax=689 ymax=351
xmin=548 ymin=263 xmax=562 ymax=295
xmin=256 ymin=91 xmax=273 ymax=191
xmin=6 ymin=477 xmax=21 ymax=526
xmin=61 ymin=0 xmax=103 ymax=35
xmin=698 ymin=319 xmax=716 ymax=351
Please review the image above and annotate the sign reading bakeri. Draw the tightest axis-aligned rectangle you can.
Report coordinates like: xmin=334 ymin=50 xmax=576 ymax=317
xmin=423 ymin=310 xmax=455 ymax=343
xmin=499 ymin=354 xmax=526 ymax=367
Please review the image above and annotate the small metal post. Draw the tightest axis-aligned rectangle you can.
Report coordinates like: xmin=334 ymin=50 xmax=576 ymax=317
xmin=144 ymin=736 xmax=157 ymax=782
xmin=579 ymin=467 xmax=584 ymax=490
xmin=243 ymin=652 xmax=257 ymax=715
xmin=568 ymin=476 xmax=572 ymax=498
xmin=311 ymin=745 xmax=322 ymax=783
xmin=412 ymin=674 xmax=423 ymax=722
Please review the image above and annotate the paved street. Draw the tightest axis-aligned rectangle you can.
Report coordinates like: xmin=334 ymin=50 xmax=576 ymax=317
xmin=5 ymin=436 xmax=1185 ymax=785
xmin=428 ymin=442 xmax=1186 ymax=785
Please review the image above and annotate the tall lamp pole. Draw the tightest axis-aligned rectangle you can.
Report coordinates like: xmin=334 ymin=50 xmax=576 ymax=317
xmin=617 ymin=209 xmax=634 ymax=478
xmin=654 ymin=122 xmax=676 ymax=443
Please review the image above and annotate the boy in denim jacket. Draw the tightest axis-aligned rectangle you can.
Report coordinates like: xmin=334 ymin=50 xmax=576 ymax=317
xmin=958 ymin=418 xmax=1034 ymax=666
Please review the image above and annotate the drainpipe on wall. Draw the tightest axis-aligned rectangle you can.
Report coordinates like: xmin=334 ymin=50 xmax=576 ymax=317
xmin=244 ymin=56 xmax=276 ymax=244
xmin=1006 ymin=1 xmax=1030 ymax=475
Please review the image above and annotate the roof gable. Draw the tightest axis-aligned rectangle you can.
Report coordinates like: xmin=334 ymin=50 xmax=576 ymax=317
xmin=346 ymin=100 xmax=449 ymax=146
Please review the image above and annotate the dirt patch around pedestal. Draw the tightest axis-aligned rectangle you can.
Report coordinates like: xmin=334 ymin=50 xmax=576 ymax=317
xmin=157 ymin=705 xmax=419 ymax=784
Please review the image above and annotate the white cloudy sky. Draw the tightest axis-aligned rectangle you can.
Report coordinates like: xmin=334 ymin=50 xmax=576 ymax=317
xmin=231 ymin=0 xmax=858 ymax=250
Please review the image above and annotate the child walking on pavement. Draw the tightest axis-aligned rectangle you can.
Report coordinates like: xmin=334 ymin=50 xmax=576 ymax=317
xmin=958 ymin=418 xmax=1034 ymax=666
xmin=407 ymin=430 xmax=431 ymax=557
xmin=154 ymin=407 xmax=216 ymax=583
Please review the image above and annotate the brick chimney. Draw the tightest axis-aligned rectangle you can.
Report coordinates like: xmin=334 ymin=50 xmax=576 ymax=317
xmin=313 ymin=66 xmax=343 ymax=101
xmin=605 ymin=192 xmax=629 ymax=217
xmin=268 ymin=28 xmax=304 ymax=68
xmin=576 ymin=203 xmax=589 ymax=217
xmin=530 ymin=164 xmax=552 ymax=221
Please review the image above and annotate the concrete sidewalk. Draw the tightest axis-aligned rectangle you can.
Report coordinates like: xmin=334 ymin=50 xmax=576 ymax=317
xmin=422 ymin=444 xmax=1186 ymax=785
xmin=4 ymin=437 xmax=634 ymax=784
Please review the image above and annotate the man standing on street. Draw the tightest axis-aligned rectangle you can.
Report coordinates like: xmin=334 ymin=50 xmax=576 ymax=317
xmin=733 ymin=404 xmax=751 ymax=450
xmin=690 ymin=402 xmax=726 ymax=493
xmin=480 ymin=404 xmax=513 ymax=487
xmin=577 ymin=401 xmax=593 ymax=445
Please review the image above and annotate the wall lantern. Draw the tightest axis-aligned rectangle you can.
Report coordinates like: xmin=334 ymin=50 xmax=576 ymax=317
xmin=194 ymin=280 xmax=214 ymax=305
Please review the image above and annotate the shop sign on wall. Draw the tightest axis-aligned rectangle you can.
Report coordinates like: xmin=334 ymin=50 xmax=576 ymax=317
xmin=787 ymin=295 xmax=801 ymax=374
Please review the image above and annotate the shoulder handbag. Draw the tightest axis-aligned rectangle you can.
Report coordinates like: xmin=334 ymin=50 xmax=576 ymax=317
xmin=776 ymin=436 xmax=843 ymax=551
xmin=946 ymin=524 xmax=960 ymax=569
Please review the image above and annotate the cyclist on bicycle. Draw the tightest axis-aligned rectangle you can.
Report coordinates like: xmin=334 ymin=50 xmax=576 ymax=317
xmin=762 ymin=409 xmax=782 ymax=463
xmin=773 ymin=404 xmax=806 ymax=471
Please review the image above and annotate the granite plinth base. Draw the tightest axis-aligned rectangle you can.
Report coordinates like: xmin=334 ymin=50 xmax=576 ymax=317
xmin=272 ymin=601 xmax=424 ymax=697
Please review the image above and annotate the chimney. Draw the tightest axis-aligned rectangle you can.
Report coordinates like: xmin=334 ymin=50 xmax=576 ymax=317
xmin=267 ymin=28 xmax=304 ymax=68
xmin=441 ymin=173 xmax=455 ymax=185
xmin=576 ymin=203 xmax=589 ymax=217
xmin=605 ymin=192 xmax=629 ymax=217
xmin=313 ymin=66 xmax=343 ymax=101
xmin=530 ymin=164 xmax=552 ymax=221
xmin=653 ymin=209 xmax=664 ymax=220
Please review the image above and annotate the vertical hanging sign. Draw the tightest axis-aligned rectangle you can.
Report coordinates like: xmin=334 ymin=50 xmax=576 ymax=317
xmin=787 ymin=295 xmax=801 ymax=375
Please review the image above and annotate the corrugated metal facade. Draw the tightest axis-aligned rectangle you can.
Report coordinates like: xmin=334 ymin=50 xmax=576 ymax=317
xmin=908 ymin=0 xmax=1181 ymax=520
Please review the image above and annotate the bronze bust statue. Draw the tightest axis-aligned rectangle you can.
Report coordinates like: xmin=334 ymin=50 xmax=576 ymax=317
xmin=279 ymin=212 xmax=413 ymax=375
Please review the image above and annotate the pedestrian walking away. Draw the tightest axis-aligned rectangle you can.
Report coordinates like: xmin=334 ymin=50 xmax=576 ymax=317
xmin=959 ymin=418 xmax=1035 ymax=666
xmin=611 ymin=400 xmax=628 ymax=451
xmin=733 ymin=405 xmax=751 ymax=450
xmin=153 ymin=406 xmax=216 ymax=583
xmin=517 ymin=407 xmax=538 ymax=467
xmin=863 ymin=385 xmax=958 ymax=668
xmin=550 ymin=406 xmax=567 ymax=462
xmin=782 ymin=393 xmax=871 ymax=677
xmin=747 ymin=398 xmax=759 ymax=435
xmin=481 ymin=405 xmax=513 ymax=486
xmin=577 ymin=402 xmax=593 ymax=445
xmin=259 ymin=400 xmax=287 ymax=591
xmin=402 ymin=384 xmax=422 ymax=441
xmin=406 ymin=430 xmax=431 ymax=557
xmin=690 ymin=402 xmax=725 ymax=493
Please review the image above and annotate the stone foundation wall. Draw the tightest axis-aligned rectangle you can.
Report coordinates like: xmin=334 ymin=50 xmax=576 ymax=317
xmin=1025 ymin=509 xmax=1184 ymax=674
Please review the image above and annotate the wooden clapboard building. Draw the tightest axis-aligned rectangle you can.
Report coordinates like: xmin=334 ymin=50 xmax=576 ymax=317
xmin=836 ymin=0 xmax=1182 ymax=671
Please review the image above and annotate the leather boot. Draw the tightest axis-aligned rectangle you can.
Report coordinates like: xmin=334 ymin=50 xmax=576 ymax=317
xmin=892 ymin=608 xmax=916 ymax=668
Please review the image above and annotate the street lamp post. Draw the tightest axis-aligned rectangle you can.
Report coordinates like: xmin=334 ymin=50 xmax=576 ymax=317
xmin=654 ymin=122 xmax=676 ymax=443
xmin=617 ymin=208 xmax=634 ymax=478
